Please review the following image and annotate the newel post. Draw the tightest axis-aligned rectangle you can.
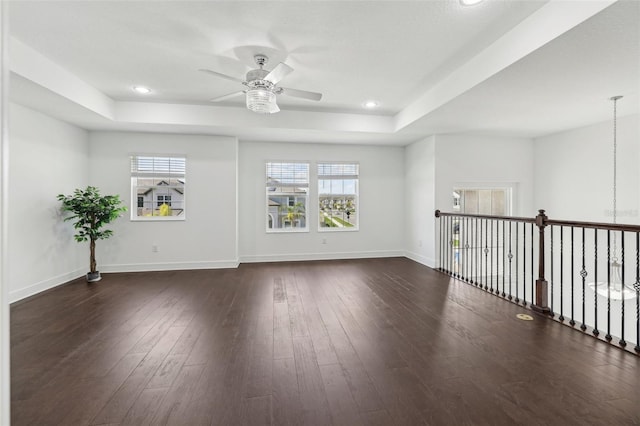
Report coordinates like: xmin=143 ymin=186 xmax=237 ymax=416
xmin=533 ymin=209 xmax=551 ymax=314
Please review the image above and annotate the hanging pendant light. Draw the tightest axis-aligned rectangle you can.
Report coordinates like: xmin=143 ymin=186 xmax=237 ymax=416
xmin=588 ymin=95 xmax=636 ymax=300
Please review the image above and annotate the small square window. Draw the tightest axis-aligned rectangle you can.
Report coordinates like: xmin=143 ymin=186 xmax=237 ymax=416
xmin=131 ymin=155 xmax=185 ymax=221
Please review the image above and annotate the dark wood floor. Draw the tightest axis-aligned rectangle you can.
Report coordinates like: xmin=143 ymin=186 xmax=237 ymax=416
xmin=10 ymin=257 xmax=640 ymax=425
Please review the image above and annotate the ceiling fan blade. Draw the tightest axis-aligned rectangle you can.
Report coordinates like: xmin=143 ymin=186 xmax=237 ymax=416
xmin=209 ymin=91 xmax=245 ymax=102
xmin=269 ymin=102 xmax=280 ymax=113
xmin=280 ymin=87 xmax=322 ymax=101
xmin=264 ymin=62 xmax=293 ymax=84
xmin=198 ymin=68 xmax=245 ymax=84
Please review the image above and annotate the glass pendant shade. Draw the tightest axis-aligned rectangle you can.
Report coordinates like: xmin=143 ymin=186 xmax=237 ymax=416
xmin=588 ymin=259 xmax=637 ymax=300
xmin=246 ymin=88 xmax=278 ymax=114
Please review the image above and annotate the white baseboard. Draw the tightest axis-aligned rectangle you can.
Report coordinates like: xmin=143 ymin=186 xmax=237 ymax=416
xmin=12 ymin=253 xmax=425 ymax=303
xmin=404 ymin=251 xmax=436 ymax=268
xmin=240 ymin=250 xmax=405 ymax=263
xmin=9 ymin=267 xmax=85 ymax=303
xmin=100 ymin=259 xmax=240 ymax=273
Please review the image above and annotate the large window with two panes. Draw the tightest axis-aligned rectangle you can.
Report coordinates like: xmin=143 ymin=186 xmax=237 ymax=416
xmin=265 ymin=161 xmax=359 ymax=232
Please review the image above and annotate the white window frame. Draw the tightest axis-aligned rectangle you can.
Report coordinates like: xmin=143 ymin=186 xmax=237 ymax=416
xmin=130 ymin=154 xmax=186 ymax=221
xmin=317 ymin=162 xmax=359 ymax=232
xmin=266 ymin=161 xmax=310 ymax=233
xmin=452 ymin=182 xmax=515 ymax=216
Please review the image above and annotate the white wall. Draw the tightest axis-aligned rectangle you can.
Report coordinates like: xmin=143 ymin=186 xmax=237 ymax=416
xmin=534 ymin=114 xmax=639 ymax=224
xmin=89 ymin=131 xmax=238 ymax=271
xmin=404 ymin=136 xmax=436 ymax=267
xmin=238 ymin=141 xmax=405 ymax=262
xmin=434 ymin=134 xmax=535 ymax=217
xmin=1 ymin=4 xmax=10 ymax=421
xmin=8 ymin=103 xmax=89 ymax=302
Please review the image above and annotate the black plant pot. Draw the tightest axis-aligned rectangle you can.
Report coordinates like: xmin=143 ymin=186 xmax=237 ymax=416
xmin=86 ymin=271 xmax=102 ymax=283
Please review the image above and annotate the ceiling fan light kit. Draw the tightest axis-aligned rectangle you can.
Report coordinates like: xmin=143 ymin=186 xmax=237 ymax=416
xmin=246 ymin=87 xmax=278 ymax=114
xmin=200 ymin=54 xmax=322 ymax=114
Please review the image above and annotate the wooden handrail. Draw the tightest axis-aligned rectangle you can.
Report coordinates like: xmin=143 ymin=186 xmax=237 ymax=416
xmin=435 ymin=209 xmax=640 ymax=232
xmin=435 ymin=210 xmax=535 ymax=223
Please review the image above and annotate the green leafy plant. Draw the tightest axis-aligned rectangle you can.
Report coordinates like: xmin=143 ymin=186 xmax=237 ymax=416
xmin=57 ymin=186 xmax=127 ymax=275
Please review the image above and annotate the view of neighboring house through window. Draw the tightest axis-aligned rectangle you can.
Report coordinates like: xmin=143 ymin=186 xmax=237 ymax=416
xmin=131 ymin=155 xmax=186 ymax=220
xmin=266 ymin=162 xmax=309 ymax=232
xmin=318 ymin=162 xmax=359 ymax=231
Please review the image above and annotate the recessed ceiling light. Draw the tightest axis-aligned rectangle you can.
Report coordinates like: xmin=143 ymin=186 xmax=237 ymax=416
xmin=460 ymin=0 xmax=484 ymax=5
xmin=132 ymin=86 xmax=151 ymax=94
xmin=364 ymin=100 xmax=379 ymax=109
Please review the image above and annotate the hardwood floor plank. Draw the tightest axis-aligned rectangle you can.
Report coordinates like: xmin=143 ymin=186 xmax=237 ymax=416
xmin=272 ymin=357 xmax=301 ymax=426
xmin=90 ymin=326 xmax=186 ymax=425
xmin=243 ymin=395 xmax=272 ymax=426
xmin=273 ymin=298 xmax=294 ymax=360
xmin=319 ymin=363 xmax=364 ymax=426
xmin=119 ymin=387 xmax=168 ymax=426
xmin=10 ymin=258 xmax=640 ymax=426
xmin=145 ymin=363 xmax=206 ymax=425
xmin=292 ymin=336 xmax=332 ymax=425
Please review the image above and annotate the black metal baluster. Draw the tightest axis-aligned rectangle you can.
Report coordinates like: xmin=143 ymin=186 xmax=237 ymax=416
xmin=439 ymin=215 xmax=442 ymax=271
xmin=502 ymin=220 xmax=506 ymax=297
xmin=465 ymin=218 xmax=473 ymax=283
xmin=463 ymin=217 xmax=467 ymax=281
xmin=498 ymin=219 xmax=501 ymax=294
xmin=581 ymin=227 xmax=587 ymax=331
xmin=475 ymin=217 xmax=479 ymax=286
xmin=453 ymin=216 xmax=458 ymax=278
xmin=515 ymin=222 xmax=519 ymax=303
xmin=448 ymin=216 xmax=452 ymax=275
xmin=442 ymin=216 xmax=446 ymax=272
xmin=468 ymin=217 xmax=472 ymax=282
xmin=524 ymin=223 xmax=528 ymax=305
xmin=443 ymin=216 xmax=447 ymax=273
xmin=530 ymin=223 xmax=534 ymax=306
xmin=560 ymin=226 xmax=565 ymax=322
xmin=455 ymin=216 xmax=460 ymax=278
xmin=462 ymin=216 xmax=466 ymax=280
xmin=484 ymin=219 xmax=489 ymax=290
xmin=490 ymin=219 xmax=494 ymax=293
xmin=452 ymin=216 xmax=456 ymax=276
xmin=635 ymin=232 xmax=639 ymax=353
xmin=620 ymin=231 xmax=626 ymax=347
xmin=594 ymin=230 xmax=599 ymax=336
xmin=606 ymin=230 xmax=612 ymax=342
xmin=446 ymin=216 xmax=450 ymax=274
xmin=551 ymin=225 xmax=554 ymax=316
xmin=570 ymin=227 xmax=575 ymax=326
xmin=508 ymin=221 xmax=513 ymax=300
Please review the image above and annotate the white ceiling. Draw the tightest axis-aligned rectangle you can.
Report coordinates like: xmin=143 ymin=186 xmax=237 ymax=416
xmin=7 ymin=0 xmax=640 ymax=145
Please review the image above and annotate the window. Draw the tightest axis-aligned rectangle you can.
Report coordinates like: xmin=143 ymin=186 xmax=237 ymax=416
xmin=453 ymin=188 xmax=511 ymax=215
xmin=157 ymin=195 xmax=172 ymax=207
xmin=318 ymin=162 xmax=359 ymax=231
xmin=131 ymin=155 xmax=186 ymax=220
xmin=266 ymin=162 xmax=309 ymax=232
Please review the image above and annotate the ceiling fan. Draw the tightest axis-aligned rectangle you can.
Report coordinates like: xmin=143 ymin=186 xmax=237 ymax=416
xmin=199 ymin=54 xmax=323 ymax=114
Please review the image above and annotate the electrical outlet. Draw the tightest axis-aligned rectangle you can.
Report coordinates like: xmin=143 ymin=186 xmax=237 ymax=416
xmin=418 ymin=240 xmax=423 ymax=247
xmin=152 ymin=245 xmax=159 ymax=253
xmin=322 ymin=238 xmax=327 ymax=244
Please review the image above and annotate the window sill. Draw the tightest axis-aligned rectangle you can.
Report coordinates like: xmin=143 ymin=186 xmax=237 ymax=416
xmin=318 ymin=227 xmax=359 ymax=233
xmin=131 ymin=216 xmax=186 ymax=222
xmin=266 ymin=228 xmax=309 ymax=234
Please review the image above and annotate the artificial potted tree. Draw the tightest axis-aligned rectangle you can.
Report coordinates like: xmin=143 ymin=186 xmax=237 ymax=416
xmin=57 ymin=186 xmax=127 ymax=282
